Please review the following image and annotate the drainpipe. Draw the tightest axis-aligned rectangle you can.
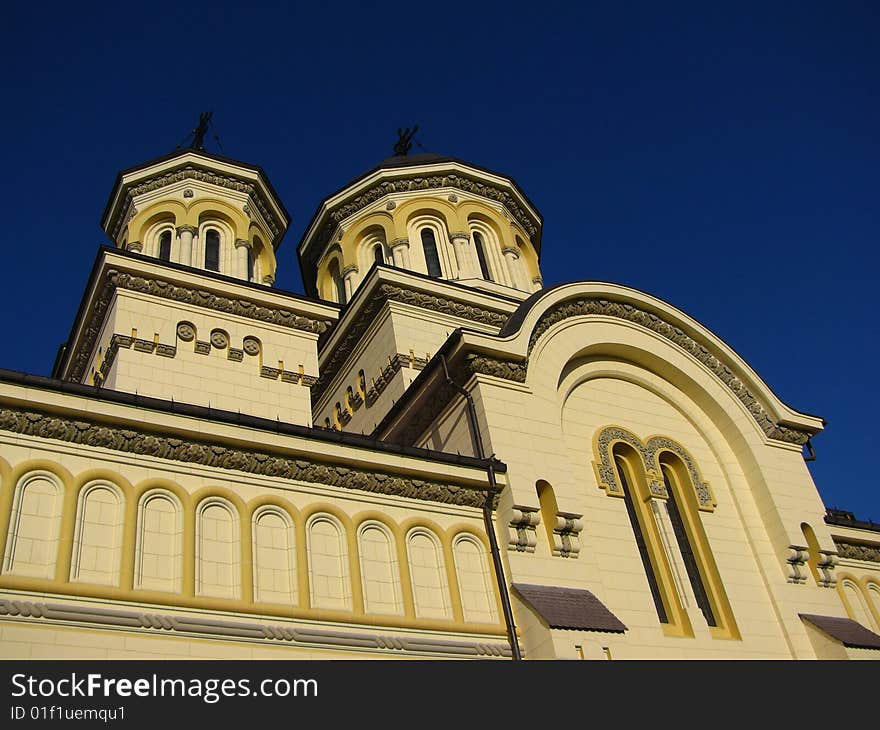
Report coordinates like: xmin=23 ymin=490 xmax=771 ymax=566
xmin=440 ymin=354 xmax=522 ymax=661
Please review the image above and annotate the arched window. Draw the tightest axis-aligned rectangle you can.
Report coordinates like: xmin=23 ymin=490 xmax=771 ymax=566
xmin=407 ymin=528 xmax=451 ymax=619
xmin=358 ymin=522 xmax=402 ymax=615
xmin=472 ymin=231 xmax=493 ymax=281
xmin=453 ymin=534 xmax=497 ymax=624
xmin=71 ymin=483 xmax=124 ymax=586
xmin=134 ymin=490 xmax=183 ymax=593
xmin=373 ymin=244 xmax=385 ymax=266
xmin=196 ymin=498 xmax=240 ymax=599
xmin=842 ymin=579 xmax=874 ymax=629
xmin=204 ymin=229 xmax=220 ymax=272
xmin=420 ymin=228 xmax=442 ymax=277
xmin=307 ymin=514 xmax=351 ymax=610
xmin=328 ymin=259 xmax=345 ymax=304
xmin=2 ymin=472 xmax=63 ymax=579
xmin=614 ymin=451 xmax=670 ymax=625
xmin=253 ymin=507 xmax=296 ymax=604
xmin=158 ymin=230 xmax=172 ymax=261
xmin=662 ymin=465 xmax=715 ymax=627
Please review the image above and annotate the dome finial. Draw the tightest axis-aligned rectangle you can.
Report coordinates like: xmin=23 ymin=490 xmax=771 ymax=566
xmin=393 ymin=125 xmax=419 ymax=156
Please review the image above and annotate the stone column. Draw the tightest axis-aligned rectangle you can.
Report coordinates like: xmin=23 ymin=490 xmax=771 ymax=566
xmin=177 ymin=225 xmax=197 ymax=267
xmin=342 ymin=265 xmax=359 ymax=300
xmin=125 ymin=241 xmax=143 ymax=253
xmin=235 ymin=239 xmax=252 ymax=281
xmin=502 ymin=246 xmax=522 ymax=290
xmin=390 ymin=238 xmax=410 ymax=269
xmin=449 ymin=231 xmax=475 ymax=279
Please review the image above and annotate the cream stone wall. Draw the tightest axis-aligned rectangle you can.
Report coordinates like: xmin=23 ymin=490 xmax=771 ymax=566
xmin=0 ymin=385 xmax=508 ymax=658
xmin=407 ymin=284 xmax=858 ymax=658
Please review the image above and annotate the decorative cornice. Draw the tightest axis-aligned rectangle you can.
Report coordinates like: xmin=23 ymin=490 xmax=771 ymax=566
xmin=0 ymin=405 xmax=493 ymax=508
xmin=833 ymin=539 xmax=880 ymax=564
xmin=515 ymin=296 xmax=817 ymax=445
xmin=65 ymin=269 xmax=334 ymax=382
xmin=111 ymin=165 xmax=284 ymax=241
xmin=0 ymin=599 xmax=509 ymax=658
xmin=313 ymin=284 xmax=509 ymax=407
xmin=364 ymin=353 xmax=429 ymax=407
xmin=307 ymin=171 xmax=539 ymax=267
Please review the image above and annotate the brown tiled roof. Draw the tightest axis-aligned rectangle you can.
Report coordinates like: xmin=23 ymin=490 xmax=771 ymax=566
xmin=513 ymin=583 xmax=627 ymax=633
xmin=800 ymin=614 xmax=880 ymax=650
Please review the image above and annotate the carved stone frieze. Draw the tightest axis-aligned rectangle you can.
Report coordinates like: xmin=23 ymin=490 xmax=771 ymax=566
xmin=0 ymin=405 xmax=494 ymax=508
xmin=110 ymin=165 xmax=284 ymax=241
xmin=833 ymin=539 xmax=880 ymax=564
xmin=507 ymin=295 xmax=817 ymax=445
xmin=65 ymin=270 xmax=333 ymax=382
xmin=313 ymin=283 xmax=509 ymax=407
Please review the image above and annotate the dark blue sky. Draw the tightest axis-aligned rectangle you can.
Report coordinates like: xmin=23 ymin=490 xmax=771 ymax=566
xmin=1 ymin=3 xmax=877 ymax=521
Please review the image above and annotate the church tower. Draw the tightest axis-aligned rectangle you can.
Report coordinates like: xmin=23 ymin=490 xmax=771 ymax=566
xmin=298 ymin=152 xmax=545 ymax=303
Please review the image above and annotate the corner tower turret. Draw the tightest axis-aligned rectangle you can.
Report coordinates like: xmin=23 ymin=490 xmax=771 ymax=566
xmin=298 ymin=153 xmax=544 ymax=304
xmin=101 ymin=149 xmax=289 ymax=285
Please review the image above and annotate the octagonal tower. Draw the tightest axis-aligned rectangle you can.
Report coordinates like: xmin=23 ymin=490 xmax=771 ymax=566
xmin=298 ymin=153 xmax=544 ymax=304
xmin=101 ymin=149 xmax=289 ymax=286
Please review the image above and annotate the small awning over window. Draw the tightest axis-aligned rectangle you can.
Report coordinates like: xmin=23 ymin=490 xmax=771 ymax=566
xmin=799 ymin=614 xmax=880 ymax=650
xmin=513 ymin=583 xmax=627 ymax=633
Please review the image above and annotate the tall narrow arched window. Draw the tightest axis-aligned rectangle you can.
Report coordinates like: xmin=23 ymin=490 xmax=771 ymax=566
xmin=328 ymin=259 xmax=345 ymax=304
xmin=373 ymin=244 xmax=385 ymax=266
xmin=614 ymin=452 xmax=669 ymax=624
xmin=420 ymin=228 xmax=442 ymax=277
xmin=158 ymin=230 xmax=172 ymax=261
xmin=662 ymin=466 xmax=715 ymax=627
xmin=472 ymin=231 xmax=493 ymax=281
xmin=204 ymin=229 xmax=220 ymax=272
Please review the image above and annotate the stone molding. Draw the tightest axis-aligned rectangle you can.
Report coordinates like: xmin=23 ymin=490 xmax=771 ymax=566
xmin=65 ymin=269 xmax=333 ymax=382
xmin=509 ymin=295 xmax=817 ymax=445
xmin=364 ymin=353 xmax=429 ymax=407
xmin=0 ymin=405 xmax=493 ymax=508
xmin=0 ymin=599 xmax=509 ymax=658
xmin=313 ymin=283 xmax=509 ymax=407
xmin=234 ymin=238 xmax=252 ymax=249
xmin=833 ymin=539 xmax=880 ymax=564
xmin=593 ymin=426 xmax=717 ymax=511
xmin=110 ymin=165 xmax=284 ymax=241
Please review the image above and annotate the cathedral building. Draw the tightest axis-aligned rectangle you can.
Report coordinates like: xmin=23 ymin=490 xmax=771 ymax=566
xmin=1 ymin=139 xmax=878 ymax=660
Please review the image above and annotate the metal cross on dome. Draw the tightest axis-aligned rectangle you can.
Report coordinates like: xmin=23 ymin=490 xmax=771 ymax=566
xmin=393 ymin=125 xmax=419 ymax=156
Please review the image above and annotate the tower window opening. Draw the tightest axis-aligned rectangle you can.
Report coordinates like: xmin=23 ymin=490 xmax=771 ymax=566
xmin=205 ymin=229 xmax=220 ymax=272
xmin=473 ymin=231 xmax=492 ymax=281
xmin=158 ymin=230 xmax=172 ymax=262
xmin=420 ymin=228 xmax=442 ymax=278
xmin=373 ymin=244 xmax=384 ymax=266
